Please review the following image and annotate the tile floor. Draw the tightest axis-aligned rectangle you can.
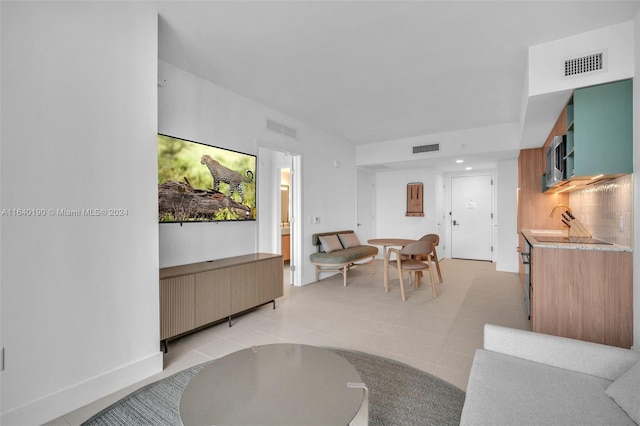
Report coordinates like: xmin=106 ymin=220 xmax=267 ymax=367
xmin=48 ymin=258 xmax=530 ymax=425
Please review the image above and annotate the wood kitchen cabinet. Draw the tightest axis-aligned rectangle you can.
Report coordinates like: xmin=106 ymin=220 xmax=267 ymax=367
xmin=530 ymin=244 xmax=632 ymax=348
xmin=518 ymin=110 xmax=569 ymax=230
xmin=518 ymin=149 xmax=567 ymax=231
xmin=160 ymin=253 xmax=283 ymax=350
xmin=517 ymin=109 xmax=569 ymax=284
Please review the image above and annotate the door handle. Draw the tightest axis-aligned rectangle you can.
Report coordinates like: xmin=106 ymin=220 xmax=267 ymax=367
xmin=453 ymin=220 xmax=459 ymax=225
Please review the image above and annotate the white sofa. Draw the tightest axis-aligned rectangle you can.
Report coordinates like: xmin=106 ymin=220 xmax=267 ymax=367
xmin=461 ymin=324 xmax=640 ymax=425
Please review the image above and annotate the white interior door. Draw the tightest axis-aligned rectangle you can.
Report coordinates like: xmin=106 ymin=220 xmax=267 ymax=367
xmin=451 ymin=175 xmax=493 ymax=261
xmin=356 ymin=170 xmax=375 ymax=245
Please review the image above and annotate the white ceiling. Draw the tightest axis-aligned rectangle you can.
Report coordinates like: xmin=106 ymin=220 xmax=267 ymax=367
xmin=156 ymin=1 xmax=640 ymax=171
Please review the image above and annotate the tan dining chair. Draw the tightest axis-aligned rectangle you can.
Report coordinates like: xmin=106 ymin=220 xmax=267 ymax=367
xmin=387 ymin=240 xmax=437 ymax=301
xmin=418 ymin=234 xmax=443 ymax=283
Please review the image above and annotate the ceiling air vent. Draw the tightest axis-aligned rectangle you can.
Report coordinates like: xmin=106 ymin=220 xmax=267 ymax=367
xmin=413 ymin=143 xmax=439 ymax=154
xmin=266 ymin=118 xmax=298 ymax=140
xmin=564 ymin=52 xmax=604 ymax=77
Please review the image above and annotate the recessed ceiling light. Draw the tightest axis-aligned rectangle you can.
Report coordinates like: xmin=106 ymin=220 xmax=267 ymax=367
xmin=465 ymin=167 xmax=472 ymax=170
xmin=456 ymin=159 xmax=464 ymax=163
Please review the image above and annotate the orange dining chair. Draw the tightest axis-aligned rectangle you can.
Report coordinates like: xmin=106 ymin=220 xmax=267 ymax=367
xmin=386 ymin=240 xmax=437 ymax=301
xmin=418 ymin=234 xmax=443 ymax=283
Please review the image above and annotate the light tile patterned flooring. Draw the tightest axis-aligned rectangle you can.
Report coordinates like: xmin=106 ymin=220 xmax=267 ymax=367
xmin=48 ymin=258 xmax=530 ymax=425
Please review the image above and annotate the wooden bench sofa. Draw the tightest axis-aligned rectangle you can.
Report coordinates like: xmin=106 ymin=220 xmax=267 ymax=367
xmin=310 ymin=230 xmax=378 ymax=286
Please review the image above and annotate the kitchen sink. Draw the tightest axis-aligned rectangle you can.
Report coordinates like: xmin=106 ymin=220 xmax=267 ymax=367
xmin=534 ymin=236 xmax=612 ymax=245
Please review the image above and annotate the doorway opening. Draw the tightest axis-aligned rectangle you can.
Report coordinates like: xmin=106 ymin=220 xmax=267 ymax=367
xmin=257 ymin=146 xmax=302 ymax=286
xmin=280 ymin=168 xmax=291 ymax=265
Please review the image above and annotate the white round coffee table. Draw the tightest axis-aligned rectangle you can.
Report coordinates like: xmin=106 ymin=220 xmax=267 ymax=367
xmin=179 ymin=343 xmax=367 ymax=426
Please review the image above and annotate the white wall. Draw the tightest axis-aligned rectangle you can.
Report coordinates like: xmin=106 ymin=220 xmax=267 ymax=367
xmin=158 ymin=61 xmax=357 ymax=286
xmin=529 ymin=21 xmax=635 ymax=96
xmin=496 ymin=159 xmax=519 ymax=272
xmin=257 ymin=148 xmax=278 ymax=255
xmin=158 ymin=62 xmax=260 ymax=266
xmin=356 ymin=123 xmax=520 ymax=168
xmin=1 ymin=3 xmax=161 ymax=424
xmin=373 ymin=168 xmax=441 ymax=252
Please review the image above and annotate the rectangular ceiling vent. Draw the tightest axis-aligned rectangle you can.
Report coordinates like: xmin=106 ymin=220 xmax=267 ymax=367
xmin=266 ymin=118 xmax=298 ymax=140
xmin=564 ymin=52 xmax=604 ymax=77
xmin=413 ymin=143 xmax=439 ymax=154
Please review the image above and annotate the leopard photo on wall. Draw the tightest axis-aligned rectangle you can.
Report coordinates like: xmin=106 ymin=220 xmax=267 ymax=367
xmin=200 ymin=154 xmax=254 ymax=203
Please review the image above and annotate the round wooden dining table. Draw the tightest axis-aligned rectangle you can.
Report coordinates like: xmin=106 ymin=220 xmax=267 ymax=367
xmin=367 ymin=238 xmax=416 ymax=291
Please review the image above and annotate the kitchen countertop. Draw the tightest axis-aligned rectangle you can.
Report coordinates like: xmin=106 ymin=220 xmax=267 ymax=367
xmin=522 ymin=229 xmax=632 ymax=252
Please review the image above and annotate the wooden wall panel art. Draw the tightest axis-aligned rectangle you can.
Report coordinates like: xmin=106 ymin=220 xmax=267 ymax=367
xmin=406 ymin=182 xmax=424 ymax=217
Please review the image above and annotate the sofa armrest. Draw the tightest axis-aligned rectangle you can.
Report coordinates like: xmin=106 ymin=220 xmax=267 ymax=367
xmin=483 ymin=324 xmax=640 ymax=381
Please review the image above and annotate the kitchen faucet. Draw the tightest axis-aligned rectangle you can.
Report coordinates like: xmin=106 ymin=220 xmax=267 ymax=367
xmin=550 ymin=203 xmax=573 ymax=232
xmin=550 ymin=204 xmax=591 ymax=236
xmin=550 ymin=204 xmax=572 ymax=217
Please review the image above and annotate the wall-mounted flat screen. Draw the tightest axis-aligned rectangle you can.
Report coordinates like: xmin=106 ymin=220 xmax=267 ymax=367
xmin=158 ymin=134 xmax=256 ymax=222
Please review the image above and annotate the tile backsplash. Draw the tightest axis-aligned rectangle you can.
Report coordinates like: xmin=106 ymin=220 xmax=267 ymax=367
xmin=569 ymin=174 xmax=633 ymax=247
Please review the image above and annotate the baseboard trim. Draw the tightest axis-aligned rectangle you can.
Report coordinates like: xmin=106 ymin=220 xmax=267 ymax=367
xmin=1 ymin=351 xmax=163 ymax=426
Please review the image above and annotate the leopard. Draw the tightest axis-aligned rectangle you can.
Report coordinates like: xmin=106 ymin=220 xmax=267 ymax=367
xmin=200 ymin=154 xmax=254 ymax=203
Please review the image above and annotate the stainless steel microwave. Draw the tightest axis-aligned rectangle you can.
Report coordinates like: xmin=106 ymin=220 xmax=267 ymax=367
xmin=546 ymin=135 xmax=566 ymax=188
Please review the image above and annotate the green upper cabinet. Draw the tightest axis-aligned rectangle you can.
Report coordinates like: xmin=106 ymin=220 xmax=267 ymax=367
xmin=566 ymin=79 xmax=633 ymax=179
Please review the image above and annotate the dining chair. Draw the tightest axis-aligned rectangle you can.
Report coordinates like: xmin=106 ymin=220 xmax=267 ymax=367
xmin=418 ymin=234 xmax=443 ymax=283
xmin=386 ymin=240 xmax=437 ymax=301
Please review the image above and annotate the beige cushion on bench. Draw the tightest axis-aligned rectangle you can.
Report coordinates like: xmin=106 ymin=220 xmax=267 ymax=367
xmin=338 ymin=233 xmax=361 ymax=248
xmin=318 ymin=235 xmax=343 ymax=253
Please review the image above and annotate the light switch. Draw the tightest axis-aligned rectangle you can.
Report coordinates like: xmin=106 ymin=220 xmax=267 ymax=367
xmin=619 ymin=216 xmax=625 ymax=232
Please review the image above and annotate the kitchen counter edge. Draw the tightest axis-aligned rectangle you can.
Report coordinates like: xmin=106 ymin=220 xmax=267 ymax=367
xmin=521 ymin=230 xmax=632 ymax=252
